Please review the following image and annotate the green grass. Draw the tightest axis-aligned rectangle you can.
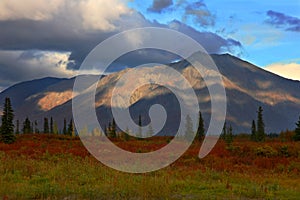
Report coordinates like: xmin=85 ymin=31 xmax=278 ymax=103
xmin=1 ymin=152 xmax=300 ymax=199
xmin=1 ymin=135 xmax=300 ymax=199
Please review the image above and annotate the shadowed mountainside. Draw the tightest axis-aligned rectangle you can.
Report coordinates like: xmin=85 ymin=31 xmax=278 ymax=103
xmin=0 ymin=54 xmax=299 ymax=134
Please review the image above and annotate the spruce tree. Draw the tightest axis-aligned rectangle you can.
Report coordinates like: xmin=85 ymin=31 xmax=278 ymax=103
xmin=196 ymin=111 xmax=205 ymax=140
xmin=221 ymin=122 xmax=227 ymax=140
xmin=44 ymin=118 xmax=49 ymax=134
xmin=67 ymin=119 xmax=75 ymax=136
xmin=251 ymin=120 xmax=256 ymax=141
xmin=110 ymin=118 xmax=117 ymax=138
xmin=226 ymin=125 xmax=233 ymax=145
xmin=67 ymin=119 xmax=72 ymax=136
xmin=72 ymin=120 xmax=75 ymax=137
xmin=104 ymin=124 xmax=107 ymax=136
xmin=293 ymin=116 xmax=300 ymax=141
xmin=124 ymin=127 xmax=130 ymax=141
xmin=50 ymin=117 xmax=54 ymax=134
xmin=0 ymin=97 xmax=15 ymax=143
xmin=137 ymin=115 xmax=142 ymax=138
xmin=185 ymin=115 xmax=194 ymax=140
xmin=256 ymin=106 xmax=265 ymax=142
xmin=22 ymin=117 xmax=31 ymax=134
xmin=63 ymin=118 xmax=67 ymax=135
xmin=107 ymin=122 xmax=112 ymax=137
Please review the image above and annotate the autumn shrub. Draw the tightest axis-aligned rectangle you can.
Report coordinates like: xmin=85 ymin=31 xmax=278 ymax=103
xmin=1 ymin=134 xmax=300 ymax=199
xmin=279 ymin=145 xmax=289 ymax=157
xmin=254 ymin=145 xmax=278 ymax=157
xmin=279 ymin=130 xmax=295 ymax=142
xmin=288 ymin=161 xmax=300 ymax=174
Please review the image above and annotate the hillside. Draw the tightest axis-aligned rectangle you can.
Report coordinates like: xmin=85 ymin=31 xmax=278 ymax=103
xmin=0 ymin=54 xmax=299 ymax=134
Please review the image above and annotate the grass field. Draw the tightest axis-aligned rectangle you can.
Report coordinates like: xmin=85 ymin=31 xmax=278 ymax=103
xmin=1 ymin=134 xmax=300 ymax=199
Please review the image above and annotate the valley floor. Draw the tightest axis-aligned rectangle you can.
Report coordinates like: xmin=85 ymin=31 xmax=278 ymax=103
xmin=0 ymin=134 xmax=300 ymax=199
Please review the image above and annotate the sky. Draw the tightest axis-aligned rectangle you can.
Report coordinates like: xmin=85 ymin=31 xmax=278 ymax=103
xmin=0 ymin=0 xmax=299 ymax=91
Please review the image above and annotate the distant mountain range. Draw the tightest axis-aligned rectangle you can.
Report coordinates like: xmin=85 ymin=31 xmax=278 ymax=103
xmin=0 ymin=54 xmax=299 ymax=134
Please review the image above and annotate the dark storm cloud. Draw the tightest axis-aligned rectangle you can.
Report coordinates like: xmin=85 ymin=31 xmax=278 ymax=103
xmin=106 ymin=20 xmax=243 ymax=72
xmin=168 ymin=20 xmax=242 ymax=54
xmin=0 ymin=50 xmax=74 ymax=92
xmin=92 ymin=19 xmax=243 ymax=73
xmin=147 ymin=0 xmax=173 ymax=13
xmin=182 ymin=1 xmax=215 ymax=27
xmin=0 ymin=19 xmax=114 ymax=70
xmin=0 ymin=10 xmax=243 ymax=91
xmin=266 ymin=10 xmax=300 ymax=32
xmin=0 ymin=14 xmax=241 ymax=70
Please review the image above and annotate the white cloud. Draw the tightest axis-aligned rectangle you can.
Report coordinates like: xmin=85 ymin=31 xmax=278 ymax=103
xmin=22 ymin=51 xmax=75 ymax=77
xmin=0 ymin=50 xmax=74 ymax=88
xmin=0 ymin=50 xmax=106 ymax=91
xmin=124 ymin=30 xmax=147 ymax=48
xmin=0 ymin=0 xmax=131 ymax=31
xmin=78 ymin=0 xmax=132 ymax=31
xmin=0 ymin=0 xmax=63 ymax=21
xmin=264 ymin=62 xmax=300 ymax=80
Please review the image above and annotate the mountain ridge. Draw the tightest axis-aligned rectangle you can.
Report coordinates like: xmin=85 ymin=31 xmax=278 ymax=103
xmin=0 ymin=54 xmax=299 ymax=134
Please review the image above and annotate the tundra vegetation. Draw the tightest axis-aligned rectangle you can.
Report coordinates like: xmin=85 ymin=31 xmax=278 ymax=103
xmin=1 ymin=98 xmax=300 ymax=199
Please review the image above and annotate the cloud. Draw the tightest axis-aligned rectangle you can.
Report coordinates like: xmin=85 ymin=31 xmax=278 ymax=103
xmin=0 ymin=10 xmax=158 ymax=70
xmin=266 ymin=10 xmax=300 ymax=32
xmin=0 ymin=18 xmax=122 ymax=69
xmin=0 ymin=15 xmax=242 ymax=69
xmin=0 ymin=49 xmax=104 ymax=91
xmin=182 ymin=1 xmax=215 ymax=27
xmin=0 ymin=0 xmax=243 ymax=90
xmin=147 ymin=0 xmax=215 ymax=28
xmin=0 ymin=50 xmax=76 ymax=91
xmin=0 ymin=0 xmax=131 ymax=32
xmin=107 ymin=20 xmax=243 ymax=72
xmin=168 ymin=20 xmax=242 ymax=54
xmin=0 ymin=0 xmax=63 ymax=21
xmin=76 ymin=0 xmax=132 ymax=31
xmin=148 ymin=0 xmax=173 ymax=13
xmin=265 ymin=62 xmax=300 ymax=80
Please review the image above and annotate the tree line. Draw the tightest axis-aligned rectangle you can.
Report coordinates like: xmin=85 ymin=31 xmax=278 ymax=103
xmin=1 ymin=97 xmax=300 ymax=144
xmin=0 ymin=97 xmax=76 ymax=144
xmin=17 ymin=116 xmax=75 ymax=136
xmin=190 ymin=105 xmax=300 ymax=145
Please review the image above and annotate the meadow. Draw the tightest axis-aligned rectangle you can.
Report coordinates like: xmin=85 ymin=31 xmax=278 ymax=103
xmin=0 ymin=134 xmax=300 ymax=199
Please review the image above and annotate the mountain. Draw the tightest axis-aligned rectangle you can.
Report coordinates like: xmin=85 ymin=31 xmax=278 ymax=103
xmin=0 ymin=54 xmax=299 ymax=134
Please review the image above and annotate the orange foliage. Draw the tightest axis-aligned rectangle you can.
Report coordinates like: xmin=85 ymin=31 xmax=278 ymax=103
xmin=1 ymin=134 xmax=300 ymax=176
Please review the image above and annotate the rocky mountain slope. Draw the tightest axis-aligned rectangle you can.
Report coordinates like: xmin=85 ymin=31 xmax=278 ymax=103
xmin=1 ymin=54 xmax=299 ymax=134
